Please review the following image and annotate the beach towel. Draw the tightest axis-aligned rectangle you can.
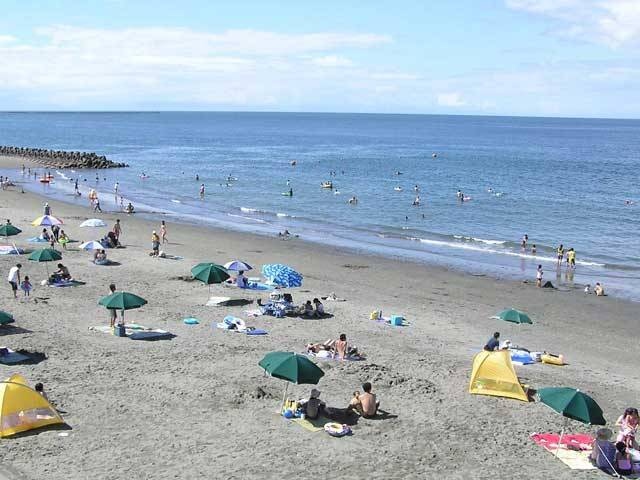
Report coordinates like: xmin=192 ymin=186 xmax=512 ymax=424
xmin=0 ymin=245 xmax=22 ymax=255
xmin=291 ymin=415 xmax=332 ymax=432
xmin=244 ymin=309 xmax=263 ymax=317
xmin=206 ymin=296 xmax=232 ymax=307
xmin=530 ymin=433 xmax=595 ymax=470
xmin=305 ymin=352 xmax=365 ymax=362
xmin=89 ymin=324 xmax=174 ymax=341
xmin=0 ymin=348 xmax=30 ymax=365
xmin=240 ymin=282 xmax=273 ymax=291
xmin=158 ymin=254 xmax=184 ymax=260
xmin=49 ymin=279 xmax=86 ymax=287
xmin=376 ymin=316 xmax=411 ymax=327
xmin=183 ymin=317 xmax=199 ymax=325
xmin=27 ymin=237 xmax=49 ymax=243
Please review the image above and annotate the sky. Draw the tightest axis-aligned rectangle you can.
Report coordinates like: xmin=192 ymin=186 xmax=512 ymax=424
xmin=0 ymin=0 xmax=639 ymax=117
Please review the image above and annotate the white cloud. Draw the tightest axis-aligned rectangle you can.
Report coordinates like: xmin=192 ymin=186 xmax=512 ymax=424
xmin=505 ymin=0 xmax=640 ymax=47
xmin=0 ymin=26 xmax=405 ymax=109
xmin=436 ymin=92 xmax=466 ymax=107
xmin=310 ymin=55 xmax=353 ymax=67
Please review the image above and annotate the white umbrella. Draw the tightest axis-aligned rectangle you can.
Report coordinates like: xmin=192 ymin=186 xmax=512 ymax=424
xmin=224 ymin=260 xmax=253 ymax=272
xmin=80 ymin=218 xmax=107 ymax=228
xmin=78 ymin=240 xmax=104 ymax=251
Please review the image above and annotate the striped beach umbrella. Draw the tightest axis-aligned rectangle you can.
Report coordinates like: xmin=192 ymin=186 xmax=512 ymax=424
xmin=224 ymin=260 xmax=253 ymax=272
xmin=31 ymin=215 xmax=63 ymax=227
xmin=261 ymin=264 xmax=303 ymax=288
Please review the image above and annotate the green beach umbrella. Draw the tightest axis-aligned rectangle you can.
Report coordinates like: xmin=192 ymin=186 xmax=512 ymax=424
xmin=0 ymin=224 xmax=21 ymax=238
xmin=98 ymin=291 xmax=148 ymax=323
xmin=537 ymin=387 xmax=605 ymax=425
xmin=28 ymin=248 xmax=62 ymax=262
xmin=28 ymin=248 xmax=62 ymax=276
xmin=259 ymin=351 xmax=325 ymax=412
xmin=493 ymin=308 xmax=533 ymax=325
xmin=537 ymin=387 xmax=606 ymax=459
xmin=191 ymin=263 xmax=230 ymax=285
xmin=0 ymin=311 xmax=15 ymax=325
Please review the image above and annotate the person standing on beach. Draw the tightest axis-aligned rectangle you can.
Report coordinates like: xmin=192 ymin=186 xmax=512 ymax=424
xmin=114 ymin=181 xmax=119 ymax=200
xmin=536 ymin=264 xmax=543 ymax=287
xmin=7 ymin=263 xmax=21 ymax=299
xmin=567 ymin=248 xmax=576 ymax=269
xmin=112 ymin=219 xmax=122 ymax=242
xmin=199 ymin=183 xmax=205 ymax=199
xmin=151 ymin=230 xmax=160 ymax=256
xmin=160 ymin=220 xmax=168 ymax=244
xmin=43 ymin=202 xmax=51 ymax=216
xmin=556 ymin=244 xmax=564 ymax=266
xmin=108 ymin=283 xmax=118 ymax=327
xmin=94 ymin=199 xmax=102 ymax=213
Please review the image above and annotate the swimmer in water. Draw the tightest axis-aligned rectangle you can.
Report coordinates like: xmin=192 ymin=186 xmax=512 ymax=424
xmin=199 ymin=183 xmax=205 ymax=198
xmin=286 ymin=179 xmax=290 ymax=186
xmin=405 ymin=216 xmax=409 ymax=221
xmin=195 ymin=174 xmax=199 ymax=181
xmin=413 ymin=196 xmax=421 ymax=206
xmin=394 ymin=171 xmax=402 ymax=176
xmin=457 ymin=190 xmax=463 ymax=201
xmin=348 ymin=196 xmax=358 ymax=205
xmin=289 ymin=188 xmax=293 ymax=196
xmin=521 ymin=234 xmax=528 ymax=250
xmin=414 ymin=185 xmax=419 ymax=192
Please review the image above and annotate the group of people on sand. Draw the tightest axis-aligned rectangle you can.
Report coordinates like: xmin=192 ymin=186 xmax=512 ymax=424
xmin=306 ymin=333 xmax=361 ymax=360
xmin=300 ymin=298 xmax=325 ymax=318
xmin=7 ymin=263 xmax=32 ymax=298
xmin=590 ymin=407 xmax=638 ymax=474
xmin=149 ymin=221 xmax=169 ymax=256
xmin=298 ymin=382 xmax=380 ymax=420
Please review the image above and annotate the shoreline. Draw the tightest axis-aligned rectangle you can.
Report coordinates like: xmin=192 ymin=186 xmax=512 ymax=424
xmin=1 ymin=155 xmax=639 ymax=479
xmin=1 ymin=152 xmax=633 ymax=303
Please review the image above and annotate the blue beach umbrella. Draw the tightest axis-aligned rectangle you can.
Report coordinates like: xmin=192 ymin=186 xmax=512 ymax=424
xmin=261 ymin=264 xmax=303 ymax=288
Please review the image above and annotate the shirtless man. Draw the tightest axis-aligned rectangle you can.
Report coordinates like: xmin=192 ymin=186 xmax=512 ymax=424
xmin=335 ymin=333 xmax=348 ymax=360
xmin=349 ymin=382 xmax=379 ymax=418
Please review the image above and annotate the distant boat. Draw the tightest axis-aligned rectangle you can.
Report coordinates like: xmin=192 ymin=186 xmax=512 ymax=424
xmin=432 ymin=153 xmax=438 ymax=158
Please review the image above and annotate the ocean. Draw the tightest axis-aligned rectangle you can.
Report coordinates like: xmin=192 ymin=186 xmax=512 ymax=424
xmin=1 ymin=112 xmax=639 ymax=299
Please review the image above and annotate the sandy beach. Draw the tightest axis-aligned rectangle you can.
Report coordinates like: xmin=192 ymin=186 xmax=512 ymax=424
xmin=0 ymin=161 xmax=638 ymax=479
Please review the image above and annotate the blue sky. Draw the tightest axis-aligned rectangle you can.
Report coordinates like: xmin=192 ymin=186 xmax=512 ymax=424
xmin=0 ymin=0 xmax=639 ymax=117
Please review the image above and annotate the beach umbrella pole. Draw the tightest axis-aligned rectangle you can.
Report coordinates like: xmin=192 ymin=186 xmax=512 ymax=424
xmin=280 ymin=383 xmax=289 ymax=414
xmin=555 ymin=418 xmax=567 ymax=457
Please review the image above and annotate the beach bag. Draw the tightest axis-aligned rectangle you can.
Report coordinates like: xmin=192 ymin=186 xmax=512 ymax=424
xmin=370 ymin=310 xmax=381 ymax=320
xmin=390 ymin=315 xmax=404 ymax=326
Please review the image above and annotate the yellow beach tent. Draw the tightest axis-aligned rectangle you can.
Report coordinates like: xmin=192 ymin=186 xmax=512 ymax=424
xmin=469 ymin=350 xmax=529 ymax=402
xmin=0 ymin=374 xmax=63 ymax=437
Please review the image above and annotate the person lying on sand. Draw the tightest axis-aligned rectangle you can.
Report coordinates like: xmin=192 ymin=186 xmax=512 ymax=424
xmin=348 ymin=382 xmax=379 ymax=418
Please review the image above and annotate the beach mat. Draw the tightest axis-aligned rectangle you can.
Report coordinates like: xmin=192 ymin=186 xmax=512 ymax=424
xmin=0 ymin=350 xmax=30 ymax=365
xmin=291 ymin=415 xmax=331 ymax=433
xmin=305 ymin=352 xmax=365 ymax=362
xmin=241 ymin=282 xmax=273 ymax=291
xmin=90 ymin=324 xmax=174 ymax=341
xmin=530 ymin=433 xmax=595 ymax=470
xmin=49 ymin=280 xmax=86 ymax=288
xmin=0 ymin=246 xmax=22 ymax=255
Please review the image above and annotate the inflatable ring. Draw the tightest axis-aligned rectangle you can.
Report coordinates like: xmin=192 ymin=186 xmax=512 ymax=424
xmin=324 ymin=422 xmax=351 ymax=437
xmin=541 ymin=353 xmax=564 ymax=366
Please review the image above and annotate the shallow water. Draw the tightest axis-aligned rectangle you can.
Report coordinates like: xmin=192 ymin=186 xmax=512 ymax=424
xmin=1 ymin=112 xmax=639 ymax=299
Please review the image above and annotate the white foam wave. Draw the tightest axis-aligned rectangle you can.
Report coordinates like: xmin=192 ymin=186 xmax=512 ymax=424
xmin=227 ymin=213 xmax=267 ymax=224
xmin=409 ymin=236 xmax=604 ymax=266
xmin=453 ymin=234 xmax=506 ymax=245
xmin=240 ymin=207 xmax=263 ymax=213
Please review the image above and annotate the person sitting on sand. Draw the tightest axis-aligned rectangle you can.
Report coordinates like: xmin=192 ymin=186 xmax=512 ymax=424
xmin=594 ymin=282 xmax=605 ymax=296
xmin=615 ymin=407 xmax=638 ymax=449
xmin=34 ymin=382 xmax=48 ymax=401
xmin=590 ymin=428 xmax=617 ymax=472
xmin=335 ymin=333 xmax=348 ymax=360
xmin=484 ymin=332 xmax=501 ymax=351
xmin=299 ymin=388 xmax=326 ymax=420
xmin=615 ymin=442 xmax=633 ymax=475
xmin=40 ymin=228 xmax=51 ymax=241
xmin=301 ymin=300 xmax=314 ymax=317
xmin=348 ymin=382 xmax=379 ymax=418
xmin=125 ymin=202 xmax=135 ymax=214
xmin=50 ymin=263 xmax=71 ymax=283
xmin=235 ymin=270 xmax=249 ymax=288
xmin=94 ymin=249 xmax=108 ymax=265
xmin=312 ymin=298 xmax=324 ymax=318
